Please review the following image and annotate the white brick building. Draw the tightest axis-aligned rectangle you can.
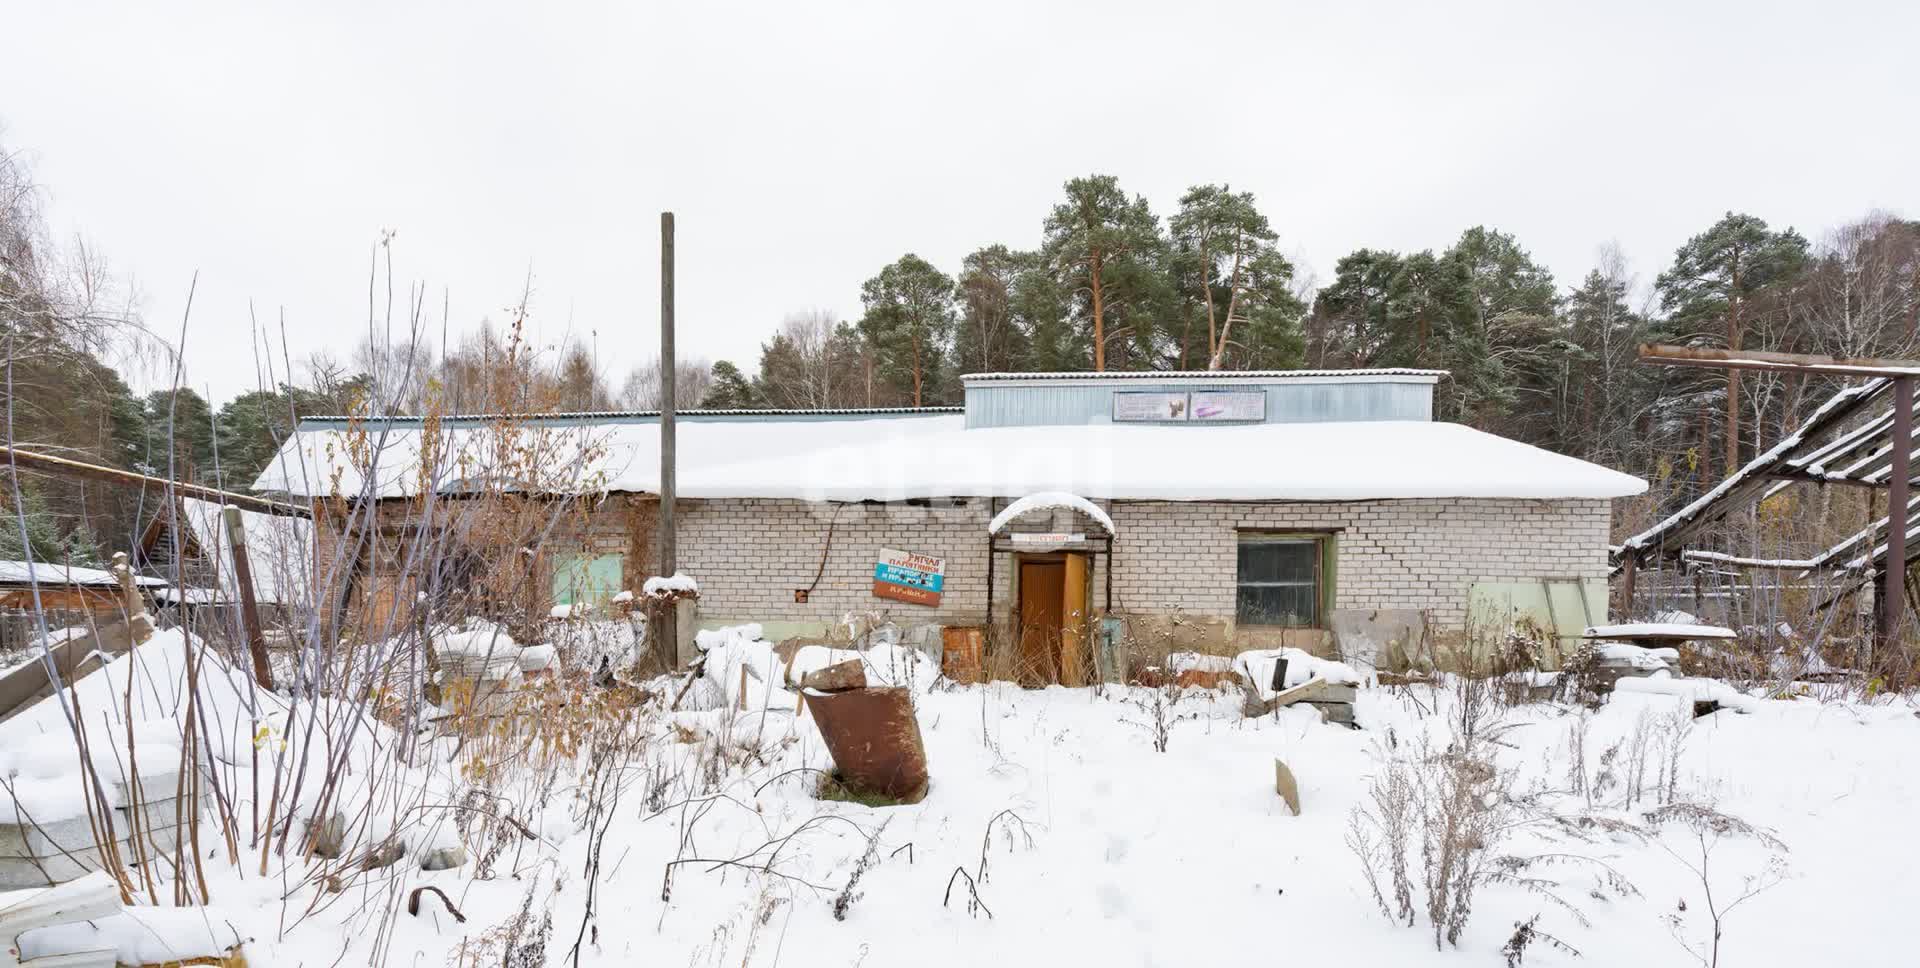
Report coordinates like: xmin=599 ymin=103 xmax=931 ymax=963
xmin=259 ymin=370 xmax=1642 ymax=676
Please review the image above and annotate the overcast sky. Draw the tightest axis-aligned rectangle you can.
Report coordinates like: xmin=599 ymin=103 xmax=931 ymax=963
xmin=4 ymin=0 xmax=1915 ymax=404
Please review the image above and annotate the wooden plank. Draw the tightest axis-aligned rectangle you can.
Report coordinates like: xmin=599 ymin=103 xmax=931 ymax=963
xmin=1268 ymin=676 xmax=1358 ymax=707
xmin=1639 ymin=343 xmax=1920 ymax=377
xmin=0 ymin=447 xmax=308 ymax=518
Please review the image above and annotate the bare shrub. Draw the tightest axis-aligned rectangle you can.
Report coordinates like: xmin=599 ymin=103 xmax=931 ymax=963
xmin=832 ymin=818 xmax=890 ymax=921
xmin=1123 ymin=676 xmax=1193 ymax=753
xmin=1502 ymin=913 xmax=1580 ymax=966
xmin=1646 ymin=803 xmax=1789 ymax=968
xmin=1349 ymin=685 xmax=1637 ymax=950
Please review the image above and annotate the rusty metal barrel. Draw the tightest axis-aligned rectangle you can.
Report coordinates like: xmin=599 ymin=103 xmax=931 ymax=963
xmin=806 ymin=685 xmax=929 ymax=803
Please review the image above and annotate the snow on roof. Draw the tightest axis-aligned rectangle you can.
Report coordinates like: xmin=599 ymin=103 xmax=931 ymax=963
xmin=988 ymin=492 xmax=1117 ymax=535
xmin=177 ymin=498 xmax=312 ymax=606
xmin=0 ymin=561 xmax=165 ymax=588
xmin=961 ymin=368 xmax=1446 ymax=382
xmin=295 ymin=406 xmax=961 ymax=424
xmin=254 ymin=415 xmax=1645 ymax=503
xmin=679 ymin=420 xmax=1646 ymax=502
xmin=251 ymin=413 xmax=962 ymax=499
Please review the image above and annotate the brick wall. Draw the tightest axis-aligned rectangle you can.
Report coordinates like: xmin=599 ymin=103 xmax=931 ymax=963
xmin=1106 ymin=498 xmax=1610 ymax=628
xmin=676 ymin=498 xmax=1002 ymax=626
xmin=674 ymin=496 xmax=1610 ymax=635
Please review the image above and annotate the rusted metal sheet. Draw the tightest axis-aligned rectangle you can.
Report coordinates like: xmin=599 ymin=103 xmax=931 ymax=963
xmin=806 ymin=686 xmax=929 ymax=803
xmin=799 ymin=659 xmax=867 ymax=692
xmin=940 ymin=626 xmax=983 ymax=684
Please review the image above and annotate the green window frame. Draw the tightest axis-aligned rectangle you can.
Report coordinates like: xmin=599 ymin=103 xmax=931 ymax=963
xmin=1235 ymin=533 xmax=1336 ymax=628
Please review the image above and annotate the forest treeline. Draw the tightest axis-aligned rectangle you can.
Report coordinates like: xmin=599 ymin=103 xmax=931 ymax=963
xmin=707 ymin=175 xmax=1919 ymax=522
xmin=4 ymin=137 xmax=1917 ymax=567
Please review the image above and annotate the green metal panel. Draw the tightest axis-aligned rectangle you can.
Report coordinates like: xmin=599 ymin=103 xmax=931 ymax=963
xmin=553 ymin=553 xmax=623 ymax=606
xmin=1467 ymin=579 xmax=1605 ymax=664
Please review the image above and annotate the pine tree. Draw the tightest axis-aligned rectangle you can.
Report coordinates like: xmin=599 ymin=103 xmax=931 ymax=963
xmin=1655 ymin=213 xmax=1809 ymax=474
xmin=1169 ymin=185 xmax=1301 ymax=369
xmin=1041 ymin=175 xmax=1168 ymax=371
xmin=142 ymin=387 xmax=217 ymax=482
xmin=953 ymin=245 xmax=1035 ymax=376
xmin=0 ymin=486 xmax=68 ymax=564
xmin=857 ymin=254 xmax=956 ymax=407
xmin=700 ymin=361 xmax=760 ymax=409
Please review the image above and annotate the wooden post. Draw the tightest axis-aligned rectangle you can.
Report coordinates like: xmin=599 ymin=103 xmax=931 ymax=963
xmin=1882 ymin=376 xmax=1913 ymax=652
xmin=1618 ymin=554 xmax=1637 ymax=620
xmin=222 ymin=507 xmax=275 ymax=690
xmin=656 ymin=211 xmax=679 ymax=669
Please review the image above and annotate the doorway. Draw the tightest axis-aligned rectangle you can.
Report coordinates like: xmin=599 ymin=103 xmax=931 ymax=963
xmin=1015 ymin=552 xmax=1091 ymax=686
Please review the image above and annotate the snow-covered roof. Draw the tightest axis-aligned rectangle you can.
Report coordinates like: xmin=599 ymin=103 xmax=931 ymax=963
xmin=988 ymin=492 xmax=1118 ymax=535
xmin=962 ymin=368 xmax=1446 ymax=383
xmin=1621 ymin=377 xmax=1901 ymax=561
xmin=0 ymin=561 xmax=165 ymax=588
xmin=252 ymin=414 xmax=963 ymax=500
xmin=177 ymin=498 xmax=313 ymax=606
xmin=683 ymin=420 xmax=1644 ymax=502
xmin=253 ymin=413 xmax=1643 ymax=503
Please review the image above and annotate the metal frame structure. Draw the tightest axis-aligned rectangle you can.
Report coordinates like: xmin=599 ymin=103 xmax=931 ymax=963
xmin=1624 ymin=344 xmax=1920 ymax=647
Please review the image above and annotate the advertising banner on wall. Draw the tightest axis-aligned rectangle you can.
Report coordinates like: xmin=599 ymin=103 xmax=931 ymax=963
xmin=1190 ymin=390 xmax=1267 ymax=422
xmin=873 ymin=547 xmax=946 ymax=607
xmin=1112 ymin=392 xmax=1189 ymax=422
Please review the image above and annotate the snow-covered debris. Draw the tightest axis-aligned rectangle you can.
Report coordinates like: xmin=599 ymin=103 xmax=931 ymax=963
xmin=692 ymin=624 xmax=788 ymax=709
xmin=1612 ymin=674 xmax=1761 ymax=713
xmin=694 ymin=623 xmax=763 ymax=653
xmin=786 ymin=645 xmax=862 ymax=687
xmin=1232 ymin=648 xmax=1361 ymax=702
xmin=643 ymin=572 xmax=699 ymax=596
xmin=988 ymin=491 xmax=1117 ymax=535
xmin=17 ymin=905 xmax=248 ymax=965
xmin=1585 ymin=622 xmax=1737 ymax=640
xmin=1164 ymin=652 xmax=1233 ymax=675
xmin=517 ymin=643 xmax=557 ymax=673
xmin=549 ymin=603 xmax=584 ymax=619
xmin=0 ymin=629 xmax=378 ymax=830
xmin=1595 ymin=643 xmax=1681 ymax=671
xmin=434 ymin=622 xmax=523 ymax=679
xmin=858 ymin=642 xmax=938 ymax=691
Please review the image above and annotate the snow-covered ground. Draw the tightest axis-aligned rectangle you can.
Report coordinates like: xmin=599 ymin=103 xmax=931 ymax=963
xmin=7 ymin=626 xmax=1919 ymax=966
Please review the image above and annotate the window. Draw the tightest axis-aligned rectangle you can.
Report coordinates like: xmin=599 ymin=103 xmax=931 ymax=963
xmin=552 ymin=553 xmax=624 ymax=607
xmin=1236 ymin=535 xmax=1330 ymax=627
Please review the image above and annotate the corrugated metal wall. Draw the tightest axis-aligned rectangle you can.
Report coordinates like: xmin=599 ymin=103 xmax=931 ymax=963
xmin=964 ymin=378 xmax=1434 ymax=428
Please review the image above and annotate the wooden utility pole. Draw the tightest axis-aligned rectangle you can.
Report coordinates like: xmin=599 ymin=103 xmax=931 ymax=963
xmin=656 ymin=211 xmax=678 ymax=669
xmin=1883 ymin=376 xmax=1913 ymax=647
xmin=221 ymin=507 xmax=275 ymax=690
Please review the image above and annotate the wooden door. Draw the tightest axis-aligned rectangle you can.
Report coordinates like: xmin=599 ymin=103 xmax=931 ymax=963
xmin=1018 ymin=559 xmax=1065 ymax=685
xmin=1060 ymin=552 xmax=1090 ymax=686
